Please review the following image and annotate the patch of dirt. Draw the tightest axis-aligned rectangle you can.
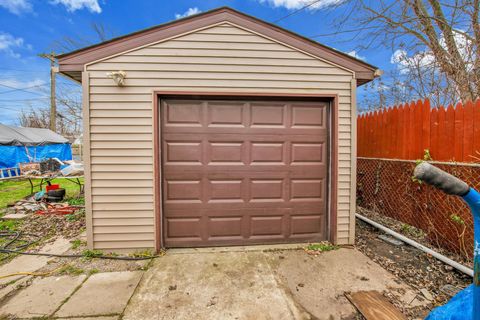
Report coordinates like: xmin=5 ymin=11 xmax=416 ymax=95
xmin=5 ymin=207 xmax=155 ymax=274
xmin=39 ymin=253 xmax=152 ymax=276
xmin=37 ymin=237 xmax=155 ymax=275
xmin=17 ymin=209 xmax=86 ymax=241
xmin=356 ymin=216 xmax=471 ymax=319
xmin=358 ymin=207 xmax=473 ymax=268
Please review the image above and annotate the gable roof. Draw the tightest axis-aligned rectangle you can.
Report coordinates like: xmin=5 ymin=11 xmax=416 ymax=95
xmin=57 ymin=7 xmax=379 ymax=85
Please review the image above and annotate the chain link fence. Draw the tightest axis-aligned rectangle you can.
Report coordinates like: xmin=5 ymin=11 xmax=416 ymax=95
xmin=357 ymin=157 xmax=480 ymax=260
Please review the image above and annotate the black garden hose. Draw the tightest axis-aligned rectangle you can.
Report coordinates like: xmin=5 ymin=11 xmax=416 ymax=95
xmin=0 ymin=230 xmax=159 ymax=261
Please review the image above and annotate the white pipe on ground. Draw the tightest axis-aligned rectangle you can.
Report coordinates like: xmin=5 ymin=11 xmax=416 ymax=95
xmin=356 ymin=213 xmax=474 ymax=277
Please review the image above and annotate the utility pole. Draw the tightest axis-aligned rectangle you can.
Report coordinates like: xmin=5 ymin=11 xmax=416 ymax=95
xmin=39 ymin=52 xmax=57 ymax=132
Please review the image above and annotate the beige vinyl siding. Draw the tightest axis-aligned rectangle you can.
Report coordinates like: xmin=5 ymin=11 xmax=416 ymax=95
xmin=86 ymin=22 xmax=355 ymax=250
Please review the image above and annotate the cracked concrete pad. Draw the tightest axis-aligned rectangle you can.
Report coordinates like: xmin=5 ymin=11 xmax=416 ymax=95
xmin=0 ymin=275 xmax=86 ymax=318
xmin=57 ymin=317 xmax=118 ymax=320
xmin=55 ymin=271 xmax=143 ymax=317
xmin=0 ymin=237 xmax=71 ymax=286
xmin=0 ymin=276 xmax=31 ymax=302
xmin=123 ymin=251 xmax=309 ymax=320
xmin=266 ymin=248 xmax=428 ymax=319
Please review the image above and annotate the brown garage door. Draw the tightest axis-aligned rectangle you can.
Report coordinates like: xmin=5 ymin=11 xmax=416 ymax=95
xmin=161 ymin=98 xmax=329 ymax=247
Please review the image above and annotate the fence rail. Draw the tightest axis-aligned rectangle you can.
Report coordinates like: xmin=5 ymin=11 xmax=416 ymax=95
xmin=357 ymin=99 xmax=480 ymax=162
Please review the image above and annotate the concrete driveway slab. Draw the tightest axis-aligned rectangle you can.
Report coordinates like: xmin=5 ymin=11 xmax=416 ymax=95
xmin=55 ymin=271 xmax=143 ymax=318
xmin=123 ymin=248 xmax=425 ymax=320
xmin=123 ymin=251 xmax=309 ymax=320
xmin=0 ymin=275 xmax=86 ymax=318
xmin=57 ymin=317 xmax=119 ymax=320
xmin=266 ymin=248 xmax=427 ymax=319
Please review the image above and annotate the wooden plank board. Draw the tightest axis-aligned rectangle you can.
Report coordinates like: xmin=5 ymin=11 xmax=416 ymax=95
xmin=345 ymin=290 xmax=407 ymax=320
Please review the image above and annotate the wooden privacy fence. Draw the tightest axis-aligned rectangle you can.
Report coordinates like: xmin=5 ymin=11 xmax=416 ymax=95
xmin=357 ymin=99 xmax=480 ymax=162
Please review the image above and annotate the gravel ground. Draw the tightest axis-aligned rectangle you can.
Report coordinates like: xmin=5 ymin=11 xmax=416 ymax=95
xmin=3 ymin=207 xmax=156 ymax=274
xmin=38 ymin=239 xmax=154 ymax=275
xmin=17 ymin=208 xmax=86 ymax=241
xmin=357 ymin=207 xmax=473 ymax=268
xmin=355 ymin=210 xmax=472 ymax=319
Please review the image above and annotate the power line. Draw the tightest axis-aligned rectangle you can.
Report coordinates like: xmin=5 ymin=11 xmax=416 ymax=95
xmin=0 ymin=83 xmax=45 ymax=96
xmin=0 ymin=97 xmax=50 ymax=102
xmin=309 ymin=25 xmax=381 ymax=38
xmin=0 ymin=67 xmax=46 ymax=72
xmin=274 ymin=0 xmax=322 ymax=23
xmin=0 ymin=105 xmax=24 ymax=111
xmin=0 ymin=83 xmax=49 ymax=95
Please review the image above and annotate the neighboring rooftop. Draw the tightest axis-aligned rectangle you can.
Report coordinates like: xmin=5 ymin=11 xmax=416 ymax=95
xmin=0 ymin=124 xmax=69 ymax=146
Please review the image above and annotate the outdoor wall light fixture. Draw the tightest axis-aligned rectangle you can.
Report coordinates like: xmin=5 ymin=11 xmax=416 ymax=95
xmin=106 ymin=71 xmax=127 ymax=86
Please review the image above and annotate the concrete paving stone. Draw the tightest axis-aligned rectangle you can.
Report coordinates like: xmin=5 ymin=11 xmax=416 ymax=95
xmin=41 ymin=237 xmax=72 ymax=254
xmin=0 ymin=237 xmax=71 ymax=286
xmin=0 ymin=275 xmax=86 ymax=318
xmin=55 ymin=271 xmax=143 ymax=318
xmin=0 ymin=276 xmax=31 ymax=302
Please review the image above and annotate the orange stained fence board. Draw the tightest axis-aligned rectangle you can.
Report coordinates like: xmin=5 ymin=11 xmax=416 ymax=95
xmin=356 ymin=99 xmax=480 ymax=163
xmin=463 ymin=100 xmax=474 ymax=161
xmin=454 ymin=102 xmax=464 ymax=161
xmin=430 ymin=107 xmax=439 ymax=160
xmin=474 ymin=99 xmax=480 ymax=160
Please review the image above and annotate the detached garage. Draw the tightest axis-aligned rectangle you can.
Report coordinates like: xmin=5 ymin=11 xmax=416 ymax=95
xmin=57 ymin=7 xmax=379 ymax=251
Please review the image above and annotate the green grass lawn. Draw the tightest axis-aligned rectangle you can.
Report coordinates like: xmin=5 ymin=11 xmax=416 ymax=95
xmin=0 ymin=178 xmax=84 ymax=210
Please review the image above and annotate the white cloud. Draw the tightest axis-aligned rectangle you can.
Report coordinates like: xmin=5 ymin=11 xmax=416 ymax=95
xmin=391 ymin=30 xmax=473 ymax=74
xmin=346 ymin=50 xmax=366 ymax=61
xmin=50 ymin=0 xmax=101 ymax=13
xmin=259 ymin=0 xmax=345 ymax=10
xmin=0 ymin=0 xmax=32 ymax=15
xmin=390 ymin=49 xmax=435 ymax=74
xmin=0 ymin=32 xmax=26 ymax=58
xmin=175 ymin=7 xmax=201 ymax=19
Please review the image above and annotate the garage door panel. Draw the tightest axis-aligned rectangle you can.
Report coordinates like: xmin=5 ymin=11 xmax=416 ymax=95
xmin=208 ymin=216 xmax=243 ymax=238
xmin=164 ymin=201 xmax=325 ymax=211
xmin=250 ymin=215 xmax=286 ymax=238
xmin=163 ymin=133 xmax=327 ymax=140
xmin=164 ymin=141 xmax=203 ymax=165
xmin=290 ymin=179 xmax=325 ymax=202
xmin=162 ymin=98 xmax=328 ymax=247
xmin=163 ymin=166 xmax=328 ymax=176
xmin=250 ymin=179 xmax=285 ymax=202
xmin=166 ymin=218 xmax=202 ymax=239
xmin=207 ymin=101 xmax=247 ymax=127
xmin=291 ymin=142 xmax=326 ymax=164
xmin=208 ymin=141 xmax=245 ymax=164
xmin=165 ymin=210 xmax=326 ymax=246
xmin=291 ymin=103 xmax=327 ymax=129
xmin=163 ymin=100 xmax=203 ymax=127
xmin=250 ymin=142 xmax=286 ymax=164
xmin=290 ymin=215 xmax=323 ymax=237
xmin=208 ymin=179 xmax=244 ymax=203
xmin=164 ymin=179 xmax=203 ymax=204
xmin=162 ymin=126 xmax=328 ymax=136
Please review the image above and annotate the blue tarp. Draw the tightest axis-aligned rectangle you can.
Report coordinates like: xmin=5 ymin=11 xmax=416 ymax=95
xmin=0 ymin=143 xmax=72 ymax=169
xmin=426 ymin=285 xmax=473 ymax=320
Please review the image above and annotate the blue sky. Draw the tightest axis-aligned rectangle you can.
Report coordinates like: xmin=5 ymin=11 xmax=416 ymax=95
xmin=0 ymin=0 xmax=399 ymax=125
